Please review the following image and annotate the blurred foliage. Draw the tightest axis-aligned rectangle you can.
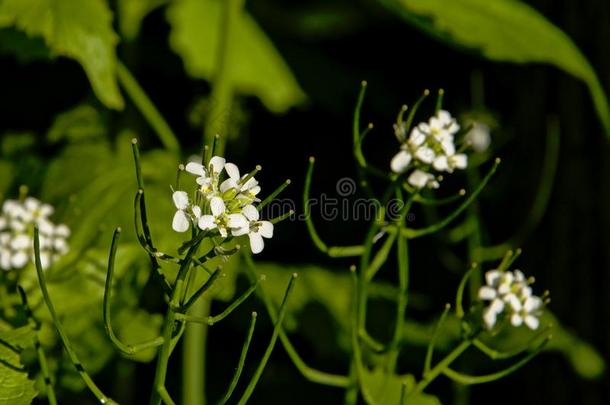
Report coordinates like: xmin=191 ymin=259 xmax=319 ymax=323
xmin=166 ymin=0 xmax=306 ymax=113
xmin=253 ymin=261 xmax=605 ymax=380
xmin=380 ymin=0 xmax=610 ymax=135
xmin=0 ymin=324 xmax=38 ymax=405
xmin=0 ymin=0 xmax=123 ymax=109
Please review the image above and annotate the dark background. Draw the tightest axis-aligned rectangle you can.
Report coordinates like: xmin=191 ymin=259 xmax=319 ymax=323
xmin=1 ymin=0 xmax=609 ymax=404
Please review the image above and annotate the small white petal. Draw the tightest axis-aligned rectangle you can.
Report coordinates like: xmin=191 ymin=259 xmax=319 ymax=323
xmin=524 ymin=315 xmax=540 ymax=330
xmin=514 ymin=270 xmax=526 ymax=283
xmin=39 ymin=204 xmax=54 ymax=218
xmin=249 ymin=232 xmax=264 ymax=254
xmin=172 ymin=191 xmax=190 ymax=210
xmin=415 ymin=146 xmax=435 ymax=164
xmin=11 ymin=251 xmax=28 ymax=268
xmin=54 ymin=238 xmax=68 ymax=253
xmin=0 ymin=250 xmax=11 ymax=270
xmin=38 ymin=219 xmax=54 ymax=236
xmin=232 ymin=226 xmax=249 ymax=237
xmin=24 ymin=197 xmax=40 ymax=212
xmin=172 ymin=210 xmax=190 ymax=232
xmin=197 ymin=176 xmax=212 ymax=186
xmin=451 ymin=154 xmax=468 ymax=169
xmin=490 ymin=298 xmax=505 ymax=314
xmin=227 ymin=214 xmax=248 ymax=229
xmin=198 ymin=215 xmax=216 ymax=230
xmin=441 ymin=139 xmax=456 ymax=156
xmin=390 ymin=150 xmax=412 ymax=173
xmin=209 ymin=156 xmax=226 ymax=173
xmin=220 ymin=178 xmax=238 ymax=193
xmin=485 ymin=270 xmax=502 ymax=286
xmin=511 ymin=313 xmax=523 ymax=327
xmin=408 ymin=128 xmax=426 ymax=146
xmin=242 ymin=205 xmax=259 ymax=222
xmin=185 ymin=162 xmax=206 ymax=176
xmin=55 ymin=224 xmax=70 ymax=238
xmin=505 ymin=294 xmax=522 ymax=311
xmin=218 ymin=226 xmax=228 ymax=238
xmin=224 ymin=163 xmax=240 ymax=181
xmin=407 ymin=170 xmax=429 ymax=189
xmin=258 ymin=221 xmax=274 ymax=238
xmin=191 ymin=206 xmax=202 ymax=219
xmin=209 ymin=197 xmax=226 ymax=217
xmin=249 ymin=185 xmax=261 ymax=196
xmin=433 ymin=156 xmax=449 ymax=172
xmin=11 ymin=234 xmax=31 ymax=250
xmin=483 ymin=308 xmax=497 ymax=329
xmin=524 ymin=296 xmax=542 ymax=312
xmin=478 ymin=286 xmax=497 ymax=300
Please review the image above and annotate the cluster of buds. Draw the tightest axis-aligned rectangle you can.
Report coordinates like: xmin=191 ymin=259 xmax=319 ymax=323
xmin=0 ymin=197 xmax=70 ymax=271
xmin=391 ymin=110 xmax=468 ymax=189
xmin=171 ymin=156 xmax=274 ymax=254
xmin=478 ymin=268 xmax=549 ymax=330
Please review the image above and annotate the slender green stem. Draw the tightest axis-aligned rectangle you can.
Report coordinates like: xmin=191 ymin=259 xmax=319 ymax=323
xmin=118 ymin=63 xmax=180 ymax=153
xmin=304 ymin=157 xmax=364 ymax=257
xmin=244 ymin=253 xmax=349 ymax=387
xmin=424 ymin=304 xmax=452 ymax=374
xmin=473 ymin=326 xmax=551 ymax=360
xmin=182 ymin=299 xmax=210 ymax=405
xmin=387 ymin=218 xmax=409 ymax=370
xmin=17 ymin=287 xmax=57 ymax=405
xmin=218 ymin=312 xmax=258 ymax=405
xmin=257 ymin=179 xmax=291 ymax=210
xmin=401 ymin=158 xmax=500 ymax=239
xmin=410 ymin=340 xmax=471 ymax=397
xmin=443 ymin=336 xmax=550 ymax=384
xmin=104 ymin=228 xmax=164 ymax=355
xmin=209 ymin=280 xmax=259 ymax=324
xmin=364 ymin=232 xmax=397 ymax=281
xmin=182 ymin=268 xmax=222 ymax=310
xmin=33 ymin=228 xmax=116 ymax=404
xmin=237 ymin=274 xmax=298 ymax=405
xmin=151 ymin=240 xmax=202 ymax=405
xmin=455 ymin=264 xmax=477 ymax=319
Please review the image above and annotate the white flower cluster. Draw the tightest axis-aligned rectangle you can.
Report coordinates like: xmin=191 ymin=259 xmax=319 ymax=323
xmin=0 ymin=197 xmax=70 ymax=271
xmin=391 ymin=110 xmax=468 ymax=189
xmin=172 ymin=156 xmax=273 ymax=254
xmin=478 ymin=269 xmax=546 ymax=330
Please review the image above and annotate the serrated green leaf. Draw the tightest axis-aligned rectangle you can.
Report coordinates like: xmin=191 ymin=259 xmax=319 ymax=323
xmin=381 ymin=0 xmax=610 ymax=135
xmin=0 ymin=0 xmax=124 ymax=109
xmin=167 ymin=0 xmax=305 ymax=113
xmin=0 ymin=325 xmax=38 ymax=405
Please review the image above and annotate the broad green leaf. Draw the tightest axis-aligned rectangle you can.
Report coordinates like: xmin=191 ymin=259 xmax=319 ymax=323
xmin=361 ymin=369 xmax=440 ymax=405
xmin=380 ymin=0 xmax=610 ymax=135
xmin=0 ymin=0 xmax=124 ymax=109
xmin=167 ymin=0 xmax=306 ymax=113
xmin=0 ymin=27 xmax=50 ymax=62
xmin=0 ymin=325 xmax=38 ymax=405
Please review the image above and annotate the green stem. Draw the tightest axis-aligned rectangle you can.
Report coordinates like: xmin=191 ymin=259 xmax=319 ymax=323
xmin=117 ymin=62 xmax=180 ymax=153
xmin=410 ymin=340 xmax=471 ymax=397
xmin=203 ymin=0 xmax=244 ymax=154
xmin=218 ymin=312 xmax=258 ymax=405
xmin=33 ymin=228 xmax=116 ymax=404
xmin=237 ymin=274 xmax=298 ymax=405
xmin=182 ymin=299 xmax=211 ymax=405
xmin=424 ymin=304 xmax=452 ymax=374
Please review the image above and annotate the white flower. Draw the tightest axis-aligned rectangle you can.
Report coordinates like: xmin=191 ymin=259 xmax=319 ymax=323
xmin=185 ymin=156 xmax=226 ymax=198
xmin=465 ymin=122 xmax=491 ymax=153
xmin=172 ymin=191 xmax=192 ymax=233
xmin=0 ymin=197 xmax=70 ymax=271
xmin=478 ymin=268 xmax=545 ymax=330
xmin=220 ymin=163 xmax=261 ymax=201
xmin=197 ymin=196 xmax=246 ymax=238
xmin=233 ymin=205 xmax=273 ymax=254
xmin=408 ymin=170 xmax=439 ymax=189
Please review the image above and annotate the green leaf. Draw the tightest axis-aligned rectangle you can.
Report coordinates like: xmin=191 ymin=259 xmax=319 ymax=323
xmin=0 ymin=27 xmax=50 ymax=62
xmin=47 ymin=105 xmax=106 ymax=143
xmin=167 ymin=0 xmax=305 ymax=113
xmin=0 ymin=159 xmax=14 ymax=198
xmin=381 ymin=0 xmax=610 ymax=135
xmin=0 ymin=325 xmax=38 ymax=405
xmin=360 ymin=369 xmax=440 ymax=405
xmin=0 ymin=0 xmax=124 ymax=109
